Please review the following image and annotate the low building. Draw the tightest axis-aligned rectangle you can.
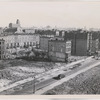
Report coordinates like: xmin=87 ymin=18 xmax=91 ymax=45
xmin=0 ymin=33 xmax=39 ymax=58
xmin=48 ymin=38 xmax=71 ymax=62
xmin=23 ymin=28 xmax=35 ymax=34
xmin=0 ymin=39 xmax=5 ymax=60
xmin=0 ymin=20 xmax=40 ymax=59
xmin=40 ymin=36 xmax=51 ymax=52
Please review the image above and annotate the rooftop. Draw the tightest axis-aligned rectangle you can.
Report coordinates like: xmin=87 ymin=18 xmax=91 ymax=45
xmin=4 ymin=28 xmax=17 ymax=33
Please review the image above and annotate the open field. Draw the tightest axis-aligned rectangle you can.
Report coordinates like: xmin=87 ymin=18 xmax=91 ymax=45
xmin=0 ymin=56 xmax=86 ymax=88
xmin=44 ymin=65 xmax=100 ymax=94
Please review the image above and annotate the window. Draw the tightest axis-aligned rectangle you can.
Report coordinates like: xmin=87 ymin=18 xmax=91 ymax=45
xmin=6 ymin=44 xmax=9 ymax=49
xmin=14 ymin=43 xmax=16 ymax=48
xmin=10 ymin=43 xmax=13 ymax=48
xmin=24 ymin=42 xmax=26 ymax=46
xmin=33 ymin=42 xmax=35 ymax=46
xmin=61 ymin=48 xmax=63 ymax=52
xmin=2 ymin=42 xmax=4 ymax=44
xmin=17 ymin=43 xmax=19 ymax=47
xmin=27 ymin=42 xmax=29 ymax=46
xmin=24 ymin=42 xmax=26 ymax=48
xmin=52 ymin=46 xmax=54 ymax=51
xmin=30 ymin=42 xmax=32 ymax=46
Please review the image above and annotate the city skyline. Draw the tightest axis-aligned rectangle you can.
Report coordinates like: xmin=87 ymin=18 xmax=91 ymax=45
xmin=0 ymin=0 xmax=100 ymax=29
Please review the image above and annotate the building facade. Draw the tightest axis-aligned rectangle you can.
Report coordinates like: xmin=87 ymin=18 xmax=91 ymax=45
xmin=0 ymin=33 xmax=39 ymax=58
xmin=48 ymin=38 xmax=71 ymax=62
xmin=23 ymin=28 xmax=35 ymax=34
xmin=40 ymin=36 xmax=51 ymax=52
xmin=56 ymin=30 xmax=99 ymax=56
xmin=0 ymin=39 xmax=5 ymax=60
xmin=0 ymin=19 xmax=40 ymax=59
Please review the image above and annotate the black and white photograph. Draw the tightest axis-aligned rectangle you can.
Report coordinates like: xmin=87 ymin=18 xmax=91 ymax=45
xmin=0 ymin=0 xmax=100 ymax=95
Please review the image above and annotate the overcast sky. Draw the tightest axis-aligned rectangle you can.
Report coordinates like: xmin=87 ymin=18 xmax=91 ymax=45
xmin=0 ymin=0 xmax=100 ymax=29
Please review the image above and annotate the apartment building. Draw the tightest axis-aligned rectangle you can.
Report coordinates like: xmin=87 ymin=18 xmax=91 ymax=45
xmin=0 ymin=20 xmax=39 ymax=58
xmin=48 ymin=37 xmax=71 ymax=62
xmin=0 ymin=39 xmax=5 ymax=60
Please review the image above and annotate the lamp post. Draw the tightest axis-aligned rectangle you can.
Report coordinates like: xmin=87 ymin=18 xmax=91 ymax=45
xmin=33 ymin=76 xmax=35 ymax=94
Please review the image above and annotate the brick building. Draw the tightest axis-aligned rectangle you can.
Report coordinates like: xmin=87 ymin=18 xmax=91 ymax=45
xmin=0 ymin=39 xmax=5 ymax=60
xmin=40 ymin=36 xmax=51 ymax=52
xmin=48 ymin=38 xmax=71 ymax=62
xmin=56 ymin=30 xmax=99 ymax=56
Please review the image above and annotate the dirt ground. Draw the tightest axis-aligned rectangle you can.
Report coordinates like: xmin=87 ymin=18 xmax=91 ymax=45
xmin=44 ymin=65 xmax=100 ymax=94
xmin=0 ymin=56 xmax=85 ymax=88
xmin=0 ymin=59 xmax=65 ymax=87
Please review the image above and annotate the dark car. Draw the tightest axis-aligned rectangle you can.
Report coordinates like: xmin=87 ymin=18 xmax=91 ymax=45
xmin=58 ymin=74 xmax=65 ymax=79
xmin=53 ymin=74 xmax=65 ymax=80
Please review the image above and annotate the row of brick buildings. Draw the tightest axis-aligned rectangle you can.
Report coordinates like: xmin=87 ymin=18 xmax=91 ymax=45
xmin=40 ymin=36 xmax=71 ymax=62
xmin=40 ymin=30 xmax=100 ymax=61
xmin=0 ymin=19 xmax=100 ymax=61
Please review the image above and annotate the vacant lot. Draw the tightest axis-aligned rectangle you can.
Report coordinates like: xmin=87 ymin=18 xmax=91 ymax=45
xmin=0 ymin=56 xmax=85 ymax=88
xmin=44 ymin=65 xmax=100 ymax=94
xmin=0 ymin=59 xmax=65 ymax=88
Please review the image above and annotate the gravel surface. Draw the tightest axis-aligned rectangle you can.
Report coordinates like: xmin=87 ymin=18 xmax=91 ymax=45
xmin=44 ymin=65 xmax=100 ymax=94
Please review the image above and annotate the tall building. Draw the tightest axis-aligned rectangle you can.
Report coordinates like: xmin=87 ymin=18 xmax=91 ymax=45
xmin=48 ymin=38 xmax=71 ymax=62
xmin=57 ymin=30 xmax=99 ymax=56
xmin=40 ymin=36 xmax=51 ymax=52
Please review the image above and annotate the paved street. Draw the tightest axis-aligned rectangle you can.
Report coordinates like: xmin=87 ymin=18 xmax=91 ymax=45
xmin=8 ymin=58 xmax=100 ymax=95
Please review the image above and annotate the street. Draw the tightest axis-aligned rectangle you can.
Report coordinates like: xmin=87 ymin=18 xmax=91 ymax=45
xmin=7 ymin=58 xmax=100 ymax=95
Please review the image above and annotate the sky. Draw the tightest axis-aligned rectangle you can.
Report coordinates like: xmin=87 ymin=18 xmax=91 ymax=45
xmin=1 ymin=98 xmax=100 ymax=100
xmin=0 ymin=0 xmax=100 ymax=29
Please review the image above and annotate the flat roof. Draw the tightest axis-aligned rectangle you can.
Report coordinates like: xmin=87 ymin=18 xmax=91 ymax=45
xmin=0 ymin=32 xmax=38 ymax=36
xmin=48 ymin=39 xmax=71 ymax=42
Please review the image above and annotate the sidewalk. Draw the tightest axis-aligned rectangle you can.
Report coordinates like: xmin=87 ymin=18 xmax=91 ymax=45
xmin=0 ymin=56 xmax=92 ymax=93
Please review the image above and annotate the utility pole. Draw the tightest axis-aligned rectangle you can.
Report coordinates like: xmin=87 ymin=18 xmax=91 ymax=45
xmin=33 ymin=76 xmax=35 ymax=94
